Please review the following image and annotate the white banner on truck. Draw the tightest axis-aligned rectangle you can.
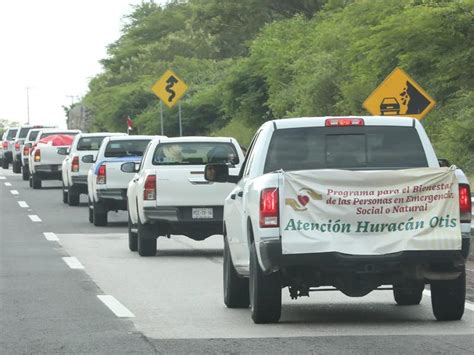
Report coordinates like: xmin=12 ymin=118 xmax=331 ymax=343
xmin=281 ymin=167 xmax=460 ymax=255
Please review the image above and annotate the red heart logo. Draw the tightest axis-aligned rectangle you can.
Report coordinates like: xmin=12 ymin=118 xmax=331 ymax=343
xmin=297 ymin=195 xmax=309 ymax=206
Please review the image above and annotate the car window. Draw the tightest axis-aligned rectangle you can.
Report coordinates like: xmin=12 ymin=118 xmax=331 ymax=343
xmin=27 ymin=130 xmax=40 ymax=142
xmin=6 ymin=129 xmax=18 ymax=140
xmin=264 ymin=126 xmax=428 ymax=173
xmin=104 ymin=139 xmax=151 ymax=158
xmin=18 ymin=127 xmax=32 ymax=139
xmin=77 ymin=136 xmax=106 ymax=151
xmin=152 ymin=142 xmax=239 ymax=165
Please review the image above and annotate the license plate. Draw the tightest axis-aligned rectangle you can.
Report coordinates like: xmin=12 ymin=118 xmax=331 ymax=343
xmin=192 ymin=208 xmax=213 ymax=219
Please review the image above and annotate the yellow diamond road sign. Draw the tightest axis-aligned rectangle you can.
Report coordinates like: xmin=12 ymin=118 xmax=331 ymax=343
xmin=363 ymin=67 xmax=436 ymax=120
xmin=152 ymin=69 xmax=188 ymax=108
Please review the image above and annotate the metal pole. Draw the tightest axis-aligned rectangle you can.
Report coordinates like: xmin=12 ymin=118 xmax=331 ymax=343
xmin=178 ymin=102 xmax=182 ymax=137
xmin=160 ymin=100 xmax=164 ymax=135
xmin=26 ymin=87 xmax=30 ymax=125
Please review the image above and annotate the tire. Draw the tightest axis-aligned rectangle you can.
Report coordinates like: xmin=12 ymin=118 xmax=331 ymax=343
xmin=93 ymin=201 xmax=108 ymax=226
xmin=431 ymin=267 xmax=466 ymax=321
xmin=12 ymin=161 xmax=21 ymax=174
xmin=62 ymin=184 xmax=68 ymax=204
xmin=137 ymin=219 xmax=156 ymax=256
xmin=29 ymin=177 xmax=32 ymax=188
xmin=88 ymin=198 xmax=93 ymax=223
xmin=223 ymin=235 xmax=249 ymax=308
xmin=393 ymin=283 xmax=424 ymax=305
xmin=2 ymin=158 xmax=8 ymax=169
xmin=68 ymin=190 xmax=80 ymax=206
xmin=249 ymin=242 xmax=281 ymax=324
xmin=32 ymin=174 xmax=42 ymax=189
xmin=128 ymin=213 xmax=138 ymax=252
xmin=22 ymin=167 xmax=30 ymax=181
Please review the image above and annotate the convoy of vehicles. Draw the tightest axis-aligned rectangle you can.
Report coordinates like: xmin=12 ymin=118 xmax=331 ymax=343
xmin=1 ymin=118 xmax=471 ymax=325
xmin=126 ymin=137 xmax=244 ymax=256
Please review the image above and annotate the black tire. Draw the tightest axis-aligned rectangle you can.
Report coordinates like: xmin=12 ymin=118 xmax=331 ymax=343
xmin=2 ymin=158 xmax=9 ymax=169
xmin=22 ymin=166 xmax=30 ymax=181
xmin=68 ymin=190 xmax=80 ymax=206
xmin=88 ymin=198 xmax=93 ymax=223
xmin=12 ymin=161 xmax=21 ymax=174
xmin=249 ymin=242 xmax=281 ymax=324
xmin=29 ymin=177 xmax=32 ymax=188
xmin=128 ymin=213 xmax=138 ymax=252
xmin=393 ymin=283 xmax=424 ymax=305
xmin=137 ymin=219 xmax=156 ymax=256
xmin=431 ymin=267 xmax=466 ymax=321
xmin=32 ymin=174 xmax=42 ymax=189
xmin=223 ymin=236 xmax=249 ymax=308
xmin=93 ymin=201 xmax=108 ymax=226
xmin=62 ymin=184 xmax=69 ymax=204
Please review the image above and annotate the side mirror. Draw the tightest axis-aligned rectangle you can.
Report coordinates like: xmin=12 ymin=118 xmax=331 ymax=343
xmin=205 ymin=163 xmax=238 ymax=183
xmin=438 ymin=158 xmax=451 ymax=167
xmin=121 ymin=161 xmax=140 ymax=173
xmin=57 ymin=147 xmax=69 ymax=155
xmin=82 ymin=154 xmax=95 ymax=163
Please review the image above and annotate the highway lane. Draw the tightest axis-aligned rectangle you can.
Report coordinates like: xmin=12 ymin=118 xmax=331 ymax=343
xmin=1 ymin=168 xmax=474 ymax=354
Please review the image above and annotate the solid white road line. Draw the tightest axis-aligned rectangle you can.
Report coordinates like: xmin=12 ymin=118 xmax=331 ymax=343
xmin=4 ymin=182 xmax=11 ymax=186
xmin=62 ymin=257 xmax=85 ymax=270
xmin=28 ymin=215 xmax=42 ymax=222
xmin=10 ymin=190 xmax=19 ymax=195
xmin=423 ymin=290 xmax=474 ymax=311
xmin=0 ymin=176 xmax=5 ymax=180
xmin=97 ymin=295 xmax=135 ymax=318
xmin=43 ymin=232 xmax=59 ymax=241
xmin=18 ymin=201 xmax=29 ymax=208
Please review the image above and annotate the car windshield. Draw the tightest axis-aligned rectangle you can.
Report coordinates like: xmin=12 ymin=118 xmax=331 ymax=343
xmin=264 ymin=126 xmax=428 ymax=173
xmin=77 ymin=136 xmax=106 ymax=151
xmin=6 ymin=129 xmax=18 ymax=140
xmin=153 ymin=142 xmax=239 ymax=165
xmin=104 ymin=139 xmax=151 ymax=157
xmin=18 ymin=127 xmax=32 ymax=139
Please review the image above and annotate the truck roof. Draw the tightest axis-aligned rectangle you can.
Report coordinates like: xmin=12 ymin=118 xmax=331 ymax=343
xmin=271 ymin=116 xmax=417 ymax=130
xmin=156 ymin=136 xmax=236 ymax=143
xmin=77 ymin=132 xmax=127 ymax=138
xmin=107 ymin=135 xmax=160 ymax=142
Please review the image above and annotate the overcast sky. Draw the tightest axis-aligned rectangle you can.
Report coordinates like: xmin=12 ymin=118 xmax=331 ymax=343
xmin=0 ymin=0 xmax=167 ymax=128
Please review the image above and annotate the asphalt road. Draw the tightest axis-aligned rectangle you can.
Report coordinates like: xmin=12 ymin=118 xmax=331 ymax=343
xmin=1 ymin=168 xmax=474 ymax=354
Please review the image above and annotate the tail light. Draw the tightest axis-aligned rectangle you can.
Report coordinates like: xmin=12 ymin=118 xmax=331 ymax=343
xmin=2 ymin=141 xmax=8 ymax=149
xmin=325 ymin=118 xmax=365 ymax=126
xmin=97 ymin=165 xmax=106 ymax=184
xmin=260 ymin=188 xmax=279 ymax=228
xmin=15 ymin=142 xmax=20 ymax=151
xmin=143 ymin=175 xmax=156 ymax=200
xmin=23 ymin=146 xmax=30 ymax=156
xmin=34 ymin=149 xmax=41 ymax=162
xmin=459 ymin=184 xmax=472 ymax=222
xmin=71 ymin=156 xmax=80 ymax=172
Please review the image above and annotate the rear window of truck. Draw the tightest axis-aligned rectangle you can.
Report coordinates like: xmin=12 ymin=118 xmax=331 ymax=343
xmin=264 ymin=126 xmax=428 ymax=173
xmin=104 ymin=139 xmax=151 ymax=157
xmin=6 ymin=129 xmax=18 ymax=140
xmin=153 ymin=142 xmax=239 ymax=165
xmin=77 ymin=136 xmax=106 ymax=151
xmin=27 ymin=130 xmax=40 ymax=142
xmin=18 ymin=127 xmax=32 ymax=138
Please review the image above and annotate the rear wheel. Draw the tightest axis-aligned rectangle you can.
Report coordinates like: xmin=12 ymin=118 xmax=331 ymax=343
xmin=68 ymin=190 xmax=80 ymax=206
xmin=393 ymin=283 xmax=424 ymax=305
xmin=128 ymin=213 xmax=138 ymax=252
xmin=62 ymin=184 xmax=68 ymax=203
xmin=431 ymin=267 xmax=466 ymax=321
xmin=88 ymin=198 xmax=93 ymax=223
xmin=32 ymin=173 xmax=42 ymax=189
xmin=93 ymin=201 xmax=108 ymax=226
xmin=249 ymin=242 xmax=281 ymax=323
xmin=22 ymin=166 xmax=30 ymax=181
xmin=2 ymin=158 xmax=8 ymax=169
xmin=137 ymin=218 xmax=156 ymax=257
xmin=223 ymin=235 xmax=249 ymax=308
xmin=12 ymin=161 xmax=21 ymax=173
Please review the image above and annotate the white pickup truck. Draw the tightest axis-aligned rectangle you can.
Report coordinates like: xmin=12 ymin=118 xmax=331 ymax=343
xmin=21 ymin=129 xmax=45 ymax=181
xmin=29 ymin=129 xmax=81 ymax=189
xmin=61 ymin=132 xmax=126 ymax=206
xmin=87 ymin=135 xmax=158 ymax=226
xmin=205 ymin=116 xmax=471 ymax=324
xmin=126 ymin=137 xmax=244 ymax=256
xmin=1 ymin=127 xmax=19 ymax=169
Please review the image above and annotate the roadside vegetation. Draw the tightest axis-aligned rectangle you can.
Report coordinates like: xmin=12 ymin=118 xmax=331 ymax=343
xmin=83 ymin=0 xmax=473 ymax=175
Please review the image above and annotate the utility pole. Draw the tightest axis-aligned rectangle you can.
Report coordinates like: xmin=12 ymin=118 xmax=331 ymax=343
xmin=26 ymin=87 xmax=31 ymax=125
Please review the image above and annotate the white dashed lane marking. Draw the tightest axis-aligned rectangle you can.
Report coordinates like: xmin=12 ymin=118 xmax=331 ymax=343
xmin=97 ymin=295 xmax=135 ymax=318
xmin=62 ymin=257 xmax=84 ymax=270
xmin=18 ymin=201 xmax=29 ymax=208
xmin=43 ymin=232 xmax=59 ymax=241
xmin=28 ymin=215 xmax=42 ymax=222
xmin=4 ymin=182 xmax=11 ymax=186
xmin=0 ymin=176 xmax=5 ymax=180
xmin=10 ymin=190 xmax=19 ymax=195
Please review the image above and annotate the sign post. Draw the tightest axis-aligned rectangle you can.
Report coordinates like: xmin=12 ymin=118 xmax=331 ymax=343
xmin=363 ymin=67 xmax=436 ymax=120
xmin=152 ymin=69 xmax=188 ymax=136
